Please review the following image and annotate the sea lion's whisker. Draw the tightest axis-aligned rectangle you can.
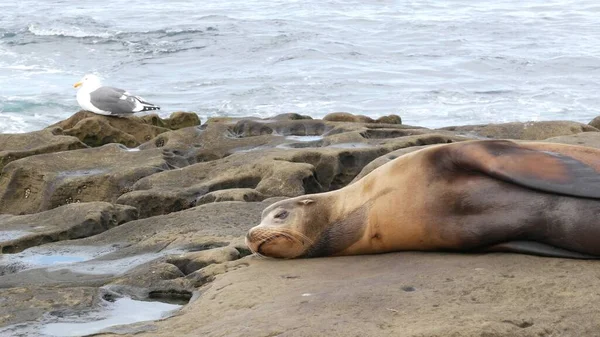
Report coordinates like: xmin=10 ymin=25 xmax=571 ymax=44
xmin=284 ymin=229 xmax=314 ymax=245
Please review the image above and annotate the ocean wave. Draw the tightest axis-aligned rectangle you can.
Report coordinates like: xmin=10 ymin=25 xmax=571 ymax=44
xmin=27 ymin=24 xmax=114 ymax=38
xmin=26 ymin=24 xmax=208 ymax=40
xmin=0 ymin=97 xmax=74 ymax=113
xmin=2 ymin=64 xmax=64 ymax=74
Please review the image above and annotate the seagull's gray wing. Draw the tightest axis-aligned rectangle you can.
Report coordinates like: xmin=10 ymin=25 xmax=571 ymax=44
xmin=88 ymin=86 xmax=138 ymax=115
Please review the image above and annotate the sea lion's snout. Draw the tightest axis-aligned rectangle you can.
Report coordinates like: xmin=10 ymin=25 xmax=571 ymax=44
xmin=246 ymin=225 xmax=305 ymax=259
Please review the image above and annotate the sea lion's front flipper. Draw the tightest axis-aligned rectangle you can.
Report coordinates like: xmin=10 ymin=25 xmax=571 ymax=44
xmin=480 ymin=241 xmax=599 ymax=259
xmin=443 ymin=140 xmax=600 ymax=199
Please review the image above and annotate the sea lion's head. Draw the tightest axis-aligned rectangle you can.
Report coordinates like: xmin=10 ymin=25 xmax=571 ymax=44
xmin=246 ymin=197 xmax=322 ymax=259
xmin=246 ymin=194 xmax=366 ymax=258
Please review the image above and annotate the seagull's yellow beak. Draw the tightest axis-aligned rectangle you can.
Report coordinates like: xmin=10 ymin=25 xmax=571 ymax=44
xmin=73 ymin=81 xmax=82 ymax=89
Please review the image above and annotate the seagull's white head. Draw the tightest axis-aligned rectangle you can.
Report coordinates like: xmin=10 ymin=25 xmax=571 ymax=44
xmin=73 ymin=74 xmax=102 ymax=91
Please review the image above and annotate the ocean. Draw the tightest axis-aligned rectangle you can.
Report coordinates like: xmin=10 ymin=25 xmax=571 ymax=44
xmin=1 ymin=0 xmax=600 ymax=134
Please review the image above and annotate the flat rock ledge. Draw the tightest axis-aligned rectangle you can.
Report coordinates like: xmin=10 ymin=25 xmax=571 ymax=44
xmin=1 ymin=111 xmax=600 ymax=337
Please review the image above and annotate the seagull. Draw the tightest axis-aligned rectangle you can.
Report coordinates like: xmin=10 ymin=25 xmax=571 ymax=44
xmin=73 ymin=74 xmax=160 ymax=116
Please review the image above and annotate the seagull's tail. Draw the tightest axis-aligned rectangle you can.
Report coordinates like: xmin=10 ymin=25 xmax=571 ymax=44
xmin=134 ymin=96 xmax=160 ymax=111
xmin=141 ymin=104 xmax=160 ymax=112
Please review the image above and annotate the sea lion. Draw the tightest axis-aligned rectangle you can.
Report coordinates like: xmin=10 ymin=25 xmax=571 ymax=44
xmin=246 ymin=139 xmax=600 ymax=259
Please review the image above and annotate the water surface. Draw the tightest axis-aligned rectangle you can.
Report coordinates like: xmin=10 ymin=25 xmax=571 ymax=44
xmin=1 ymin=0 xmax=599 ymax=133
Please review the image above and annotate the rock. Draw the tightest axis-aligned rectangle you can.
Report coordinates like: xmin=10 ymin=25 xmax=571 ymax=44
xmin=127 ymin=253 xmax=600 ymax=337
xmin=48 ymin=111 xmax=171 ymax=147
xmin=0 ymin=286 xmax=100 ymax=327
xmin=204 ymin=116 xmax=259 ymax=125
xmin=141 ymin=111 xmax=201 ymax=130
xmin=0 ymin=144 xmax=187 ymax=215
xmin=0 ymin=202 xmax=138 ymax=253
xmin=440 ymin=121 xmax=599 ymax=140
xmin=375 ymin=114 xmax=402 ymax=124
xmin=164 ymin=111 xmax=201 ymax=130
xmin=115 ymin=153 xmax=321 ymax=218
xmin=543 ymin=132 xmax=600 ymax=149
xmin=0 ymin=200 xmax=280 ymax=289
xmin=118 ymin=132 xmax=461 ymax=218
xmin=589 ymin=116 xmax=600 ymax=129
xmin=46 ymin=111 xmax=200 ymax=148
xmin=195 ymin=188 xmax=266 ymax=205
xmin=231 ymin=119 xmax=330 ymax=137
xmin=139 ymin=122 xmax=280 ymax=164
xmin=323 ymin=112 xmax=402 ymax=124
xmin=324 ymin=112 xmax=376 ymax=123
xmin=0 ymin=129 xmax=87 ymax=171
xmin=166 ymin=246 xmax=241 ymax=276
xmin=6 ymin=112 xmax=600 ymax=336
xmin=269 ymin=113 xmax=313 ymax=121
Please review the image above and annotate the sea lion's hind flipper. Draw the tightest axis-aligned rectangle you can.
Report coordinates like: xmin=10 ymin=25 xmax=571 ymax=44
xmin=445 ymin=140 xmax=600 ymax=199
xmin=479 ymin=241 xmax=599 ymax=259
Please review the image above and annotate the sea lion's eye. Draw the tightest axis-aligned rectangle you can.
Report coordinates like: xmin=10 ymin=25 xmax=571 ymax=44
xmin=274 ymin=210 xmax=288 ymax=219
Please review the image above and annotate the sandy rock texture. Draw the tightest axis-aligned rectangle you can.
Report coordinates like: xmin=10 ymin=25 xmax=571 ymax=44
xmin=122 ymin=253 xmax=600 ymax=337
xmin=1 ymin=111 xmax=600 ymax=337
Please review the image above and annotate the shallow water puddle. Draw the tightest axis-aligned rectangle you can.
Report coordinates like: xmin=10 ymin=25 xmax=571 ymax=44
xmin=0 ymin=246 xmax=114 ymax=273
xmin=41 ymin=297 xmax=182 ymax=337
xmin=327 ymin=142 xmax=375 ymax=148
xmin=0 ymin=296 xmax=183 ymax=337
xmin=56 ymin=252 xmax=177 ymax=276
xmin=285 ymin=135 xmax=324 ymax=142
xmin=0 ymin=230 xmax=31 ymax=242
xmin=56 ymin=168 xmax=109 ymax=178
xmin=23 ymin=254 xmax=88 ymax=266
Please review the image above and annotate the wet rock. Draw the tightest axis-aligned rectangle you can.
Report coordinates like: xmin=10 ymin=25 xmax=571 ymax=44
xmin=0 ymin=144 xmax=186 ymax=215
xmin=0 ymin=286 xmax=100 ymax=327
xmin=440 ymin=121 xmax=599 ymax=140
xmin=141 ymin=111 xmax=200 ymax=130
xmin=195 ymin=188 xmax=266 ymax=205
xmin=375 ymin=114 xmax=402 ymax=124
xmin=269 ymin=113 xmax=313 ymax=121
xmin=139 ymin=122 xmax=278 ymax=164
xmin=0 ymin=129 xmax=87 ymax=171
xmin=47 ymin=110 xmax=171 ymax=148
xmin=0 ymin=200 xmax=279 ymax=289
xmin=115 ymin=153 xmax=317 ymax=218
xmin=324 ymin=112 xmax=376 ymax=123
xmin=323 ymin=112 xmax=402 ymax=124
xmin=231 ymin=119 xmax=330 ymax=137
xmin=0 ymin=202 xmax=138 ymax=253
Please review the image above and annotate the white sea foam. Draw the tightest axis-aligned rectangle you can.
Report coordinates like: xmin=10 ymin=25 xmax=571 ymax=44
xmin=2 ymin=64 xmax=64 ymax=74
xmin=27 ymin=24 xmax=113 ymax=38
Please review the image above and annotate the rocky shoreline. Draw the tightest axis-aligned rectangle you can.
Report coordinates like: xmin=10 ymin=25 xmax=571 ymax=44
xmin=2 ymin=110 xmax=600 ymax=336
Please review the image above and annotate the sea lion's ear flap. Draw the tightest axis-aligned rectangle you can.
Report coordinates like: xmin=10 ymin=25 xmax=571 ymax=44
xmin=443 ymin=140 xmax=600 ymax=199
xmin=298 ymin=199 xmax=314 ymax=206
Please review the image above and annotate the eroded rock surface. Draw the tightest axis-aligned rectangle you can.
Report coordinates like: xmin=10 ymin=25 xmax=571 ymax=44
xmin=0 ymin=202 xmax=137 ymax=253
xmin=0 ymin=128 xmax=87 ymax=171
xmin=440 ymin=120 xmax=598 ymax=140
xmin=0 ymin=144 xmax=187 ymax=215
xmin=47 ymin=110 xmax=200 ymax=148
xmin=120 ymin=253 xmax=600 ymax=337
xmin=2 ymin=111 xmax=600 ymax=337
